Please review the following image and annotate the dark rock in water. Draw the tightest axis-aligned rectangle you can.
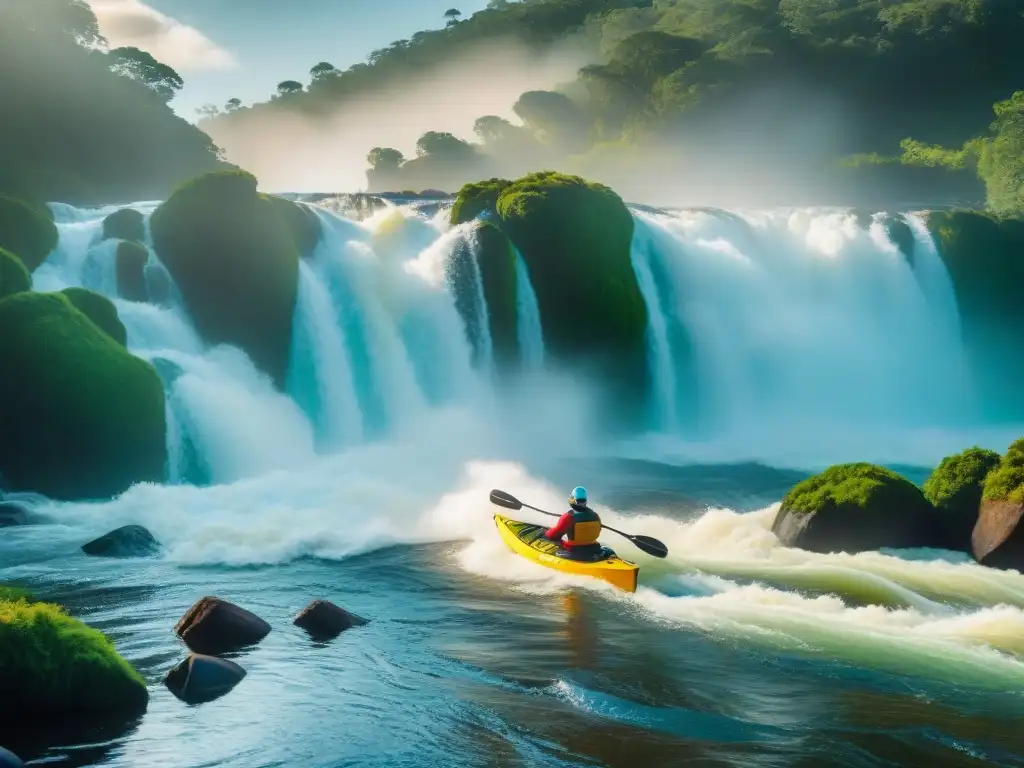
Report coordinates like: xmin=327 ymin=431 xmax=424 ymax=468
xmin=102 ymin=208 xmax=146 ymax=243
xmin=0 ymin=746 xmax=23 ymax=767
xmin=973 ymin=499 xmax=1024 ymax=568
xmin=772 ymin=463 xmax=937 ymax=554
xmin=0 ymin=195 xmax=57 ymax=273
xmin=175 ymin=596 xmax=271 ymax=655
xmin=294 ymin=599 xmax=367 ymax=640
xmin=116 ymin=241 xmax=149 ymax=302
xmin=0 ymin=502 xmax=29 ymax=527
xmin=164 ymin=654 xmax=246 ymax=704
xmin=923 ymin=447 xmax=1001 ymax=553
xmin=82 ymin=525 xmax=161 ymax=558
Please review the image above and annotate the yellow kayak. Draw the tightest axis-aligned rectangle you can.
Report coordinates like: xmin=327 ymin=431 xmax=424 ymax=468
xmin=493 ymin=514 xmax=639 ymax=593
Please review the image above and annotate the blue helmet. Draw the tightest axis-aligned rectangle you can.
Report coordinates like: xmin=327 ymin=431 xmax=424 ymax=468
xmin=569 ymin=486 xmax=588 ymax=506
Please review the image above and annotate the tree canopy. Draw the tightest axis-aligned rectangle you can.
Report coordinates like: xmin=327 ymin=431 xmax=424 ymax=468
xmin=0 ymin=0 xmax=229 ymax=204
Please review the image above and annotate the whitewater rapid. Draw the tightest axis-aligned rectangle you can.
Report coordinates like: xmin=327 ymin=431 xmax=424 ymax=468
xmin=13 ymin=197 xmax=1024 ymax=696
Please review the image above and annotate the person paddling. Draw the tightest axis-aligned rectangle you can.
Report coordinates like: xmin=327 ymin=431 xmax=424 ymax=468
xmin=543 ymin=486 xmax=603 ymax=560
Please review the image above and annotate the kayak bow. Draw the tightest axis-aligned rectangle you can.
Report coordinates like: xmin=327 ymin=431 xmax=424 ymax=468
xmin=493 ymin=514 xmax=639 ymax=593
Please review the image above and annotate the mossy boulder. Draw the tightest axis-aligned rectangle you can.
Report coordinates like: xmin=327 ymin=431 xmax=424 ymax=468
xmin=0 ymin=248 xmax=31 ymax=300
xmin=265 ymin=195 xmax=321 ymax=257
xmin=150 ymin=171 xmax=300 ymax=387
xmin=928 ymin=210 xmax=1024 ymax=420
xmin=451 ymin=178 xmax=512 ymax=226
xmin=772 ymin=463 xmax=937 ymax=554
xmin=116 ymin=241 xmax=149 ymax=302
xmin=0 ymin=292 xmax=166 ymax=500
xmin=102 ymin=208 xmax=146 ymax=243
xmin=923 ymin=447 xmax=1001 ymax=552
xmin=973 ymin=439 xmax=1024 ymax=568
xmin=60 ymin=287 xmax=128 ymax=347
xmin=0 ymin=592 xmax=149 ymax=719
xmin=496 ymin=172 xmax=648 ymax=405
xmin=0 ymin=195 xmax=57 ymax=273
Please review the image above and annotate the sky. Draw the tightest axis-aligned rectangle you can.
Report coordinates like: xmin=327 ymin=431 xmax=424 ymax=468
xmin=88 ymin=0 xmax=491 ymax=119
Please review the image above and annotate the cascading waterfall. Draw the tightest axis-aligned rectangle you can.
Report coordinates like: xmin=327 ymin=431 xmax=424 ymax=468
xmin=32 ymin=197 xmax=993 ymax=484
xmin=630 ymin=207 xmax=976 ymax=443
xmin=514 ymin=248 xmax=545 ymax=371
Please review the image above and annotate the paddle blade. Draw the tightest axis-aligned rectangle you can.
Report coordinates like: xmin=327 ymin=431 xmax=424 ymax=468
xmin=630 ymin=535 xmax=669 ymax=559
xmin=489 ymin=489 xmax=523 ymax=511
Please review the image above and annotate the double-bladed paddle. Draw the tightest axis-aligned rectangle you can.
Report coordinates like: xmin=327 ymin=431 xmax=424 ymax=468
xmin=489 ymin=489 xmax=669 ymax=559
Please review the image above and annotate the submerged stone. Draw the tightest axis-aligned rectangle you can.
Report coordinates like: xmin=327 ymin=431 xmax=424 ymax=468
xmin=164 ymin=654 xmax=246 ymax=704
xmin=293 ymin=599 xmax=367 ymax=640
xmin=81 ymin=525 xmax=161 ymax=558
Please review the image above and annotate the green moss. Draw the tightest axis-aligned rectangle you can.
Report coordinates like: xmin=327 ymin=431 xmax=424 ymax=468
xmin=116 ymin=240 xmax=150 ymax=302
xmin=781 ymin=463 xmax=932 ymax=517
xmin=924 ymin=447 xmax=1001 ymax=512
xmin=475 ymin=222 xmax=519 ymax=366
xmin=264 ymin=195 xmax=321 ymax=256
xmin=0 ymin=595 xmax=148 ymax=719
xmin=923 ymin=447 xmax=1001 ymax=550
xmin=0 ymin=247 xmax=31 ymax=299
xmin=0 ymin=292 xmax=166 ymax=500
xmin=102 ymin=208 xmax=146 ymax=243
xmin=0 ymin=586 xmax=32 ymax=603
xmin=450 ymin=178 xmax=512 ymax=226
xmin=150 ymin=171 xmax=300 ymax=387
xmin=495 ymin=171 xmax=647 ymax=406
xmin=982 ymin=438 xmax=1024 ymax=505
xmin=0 ymin=194 xmax=58 ymax=272
xmin=60 ymin=287 xmax=128 ymax=347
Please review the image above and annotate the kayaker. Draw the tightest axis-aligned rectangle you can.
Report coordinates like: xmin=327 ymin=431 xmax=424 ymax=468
xmin=543 ymin=486 xmax=603 ymax=559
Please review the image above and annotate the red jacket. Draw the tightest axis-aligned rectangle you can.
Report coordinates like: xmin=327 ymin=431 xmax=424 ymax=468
xmin=544 ymin=507 xmax=601 ymax=549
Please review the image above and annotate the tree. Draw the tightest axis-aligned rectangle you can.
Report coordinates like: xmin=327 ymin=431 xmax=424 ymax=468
xmin=195 ymin=104 xmax=221 ymax=120
xmin=310 ymin=62 xmax=340 ymax=82
xmin=444 ymin=8 xmax=462 ymax=20
xmin=108 ymin=47 xmax=184 ymax=103
xmin=225 ymin=98 xmax=242 ymax=112
xmin=513 ymin=90 xmax=591 ymax=150
xmin=367 ymin=147 xmax=405 ymax=170
xmin=415 ymin=131 xmax=473 ymax=158
xmin=276 ymin=80 xmax=304 ymax=96
xmin=473 ymin=115 xmax=516 ymax=144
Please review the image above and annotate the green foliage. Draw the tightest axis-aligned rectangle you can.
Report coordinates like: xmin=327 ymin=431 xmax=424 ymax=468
xmin=109 ymin=46 xmax=184 ymax=103
xmin=0 ymin=292 xmax=166 ymax=500
xmin=0 ymin=586 xmax=32 ymax=603
xmin=983 ymin=439 xmax=1024 ymax=505
xmin=367 ymin=147 xmax=405 ymax=170
xmin=150 ymin=171 xmax=300 ymax=387
xmin=450 ymin=177 xmax=512 ymax=225
xmin=0 ymin=248 xmax=31 ymax=299
xmin=781 ymin=463 xmax=932 ymax=517
xmin=0 ymin=195 xmax=58 ymax=272
xmin=0 ymin=593 xmax=148 ymax=719
xmin=416 ymin=131 xmax=474 ymax=158
xmin=102 ymin=208 xmax=146 ymax=243
xmin=60 ymin=287 xmax=128 ymax=347
xmin=277 ymin=80 xmax=304 ymax=96
xmin=0 ymin=0 xmax=231 ymax=204
xmin=924 ymin=446 xmax=1000 ymax=548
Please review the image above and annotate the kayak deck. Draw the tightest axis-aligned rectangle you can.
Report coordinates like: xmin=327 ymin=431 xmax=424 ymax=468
xmin=494 ymin=514 xmax=639 ymax=593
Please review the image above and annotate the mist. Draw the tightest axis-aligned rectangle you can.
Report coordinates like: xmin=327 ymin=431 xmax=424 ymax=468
xmin=200 ymin=35 xmax=595 ymax=193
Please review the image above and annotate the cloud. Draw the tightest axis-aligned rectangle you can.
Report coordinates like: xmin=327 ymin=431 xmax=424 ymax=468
xmin=89 ymin=0 xmax=237 ymax=72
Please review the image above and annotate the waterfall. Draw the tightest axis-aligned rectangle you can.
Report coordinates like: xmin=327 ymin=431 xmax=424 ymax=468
xmin=514 ymin=248 xmax=545 ymax=371
xmin=631 ymin=207 xmax=975 ymax=442
xmin=33 ymin=196 xmax=986 ymax=484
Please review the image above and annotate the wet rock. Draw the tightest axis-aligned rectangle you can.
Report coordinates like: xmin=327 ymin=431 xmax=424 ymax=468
xmin=116 ymin=241 xmax=149 ymax=302
xmin=0 ymin=502 xmax=29 ymax=527
xmin=81 ymin=525 xmax=161 ymax=558
xmin=972 ymin=499 xmax=1024 ymax=569
xmin=164 ymin=654 xmax=246 ymax=704
xmin=0 ymin=746 xmax=23 ymax=767
xmin=772 ymin=463 xmax=937 ymax=554
xmin=175 ymin=597 xmax=271 ymax=656
xmin=294 ymin=599 xmax=367 ymax=640
xmin=102 ymin=208 xmax=146 ymax=243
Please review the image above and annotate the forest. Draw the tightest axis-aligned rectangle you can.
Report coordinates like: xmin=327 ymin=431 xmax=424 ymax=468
xmin=199 ymin=0 xmax=1024 ymax=209
xmin=0 ymin=0 xmax=230 ymax=205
